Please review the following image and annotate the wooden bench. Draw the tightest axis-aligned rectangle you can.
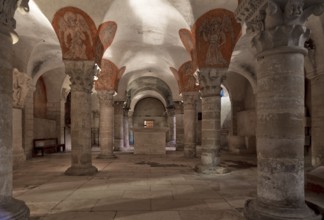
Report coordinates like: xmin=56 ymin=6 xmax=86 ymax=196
xmin=33 ymin=138 xmax=65 ymax=157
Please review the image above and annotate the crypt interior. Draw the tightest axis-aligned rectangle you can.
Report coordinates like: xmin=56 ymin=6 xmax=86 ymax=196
xmin=1 ymin=0 xmax=324 ymax=219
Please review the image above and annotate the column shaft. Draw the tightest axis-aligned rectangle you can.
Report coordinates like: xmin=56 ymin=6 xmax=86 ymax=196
xmin=64 ymin=61 xmax=97 ymax=176
xmin=175 ymin=102 xmax=184 ymax=151
xmin=97 ymin=91 xmax=115 ymax=159
xmin=123 ymin=108 xmax=130 ymax=149
xmin=0 ymin=25 xmax=29 ymax=220
xmin=183 ymin=92 xmax=197 ymax=158
xmin=114 ymin=101 xmax=124 ymax=151
xmin=311 ymin=74 xmax=324 ymax=166
xmin=196 ymin=68 xmax=227 ymax=174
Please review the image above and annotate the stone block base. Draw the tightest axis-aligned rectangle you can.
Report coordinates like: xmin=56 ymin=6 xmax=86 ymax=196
xmin=64 ymin=165 xmax=98 ymax=176
xmin=184 ymin=146 xmax=196 ymax=158
xmin=244 ymin=199 xmax=321 ymax=220
xmin=0 ymin=197 xmax=30 ymax=220
xmin=195 ymin=164 xmax=230 ymax=175
xmin=96 ymin=154 xmax=117 ymax=159
xmin=13 ymin=152 xmax=26 ymax=169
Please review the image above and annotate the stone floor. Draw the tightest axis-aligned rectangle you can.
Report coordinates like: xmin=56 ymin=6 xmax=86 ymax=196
xmin=12 ymin=150 xmax=257 ymax=220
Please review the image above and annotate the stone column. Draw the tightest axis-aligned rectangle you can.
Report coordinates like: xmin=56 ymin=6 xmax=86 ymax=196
xmin=123 ymin=107 xmax=130 ymax=149
xmin=64 ymin=61 xmax=98 ymax=176
xmin=129 ymin=111 xmax=134 ymax=145
xmin=0 ymin=0 xmax=30 ymax=218
xmin=12 ymin=68 xmax=31 ymax=168
xmin=114 ymin=101 xmax=124 ymax=151
xmin=174 ymin=101 xmax=184 ymax=151
xmin=311 ymin=73 xmax=324 ymax=167
xmin=196 ymin=68 xmax=227 ymax=174
xmin=167 ymin=106 xmax=176 ymax=146
xmin=97 ymin=91 xmax=116 ymax=159
xmin=182 ymin=92 xmax=198 ymax=158
xmin=236 ymin=1 xmax=323 ymax=219
xmin=23 ymin=85 xmax=35 ymax=159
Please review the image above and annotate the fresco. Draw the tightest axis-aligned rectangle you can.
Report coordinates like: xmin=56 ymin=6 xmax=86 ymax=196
xmin=194 ymin=9 xmax=241 ymax=68
xmin=52 ymin=7 xmax=97 ymax=60
xmin=95 ymin=59 xmax=125 ymax=92
xmin=94 ymin=21 xmax=118 ymax=66
xmin=170 ymin=61 xmax=199 ymax=93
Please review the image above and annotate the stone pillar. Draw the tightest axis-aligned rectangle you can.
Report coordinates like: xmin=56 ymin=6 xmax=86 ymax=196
xmin=174 ymin=101 xmax=184 ymax=151
xmin=114 ymin=101 xmax=124 ymax=151
xmin=97 ymin=91 xmax=116 ymax=159
xmin=129 ymin=111 xmax=134 ymax=145
xmin=64 ymin=61 xmax=98 ymax=176
xmin=123 ymin=107 xmax=130 ymax=149
xmin=167 ymin=106 xmax=176 ymax=146
xmin=182 ymin=92 xmax=198 ymax=158
xmin=236 ymin=1 xmax=323 ymax=219
xmin=12 ymin=68 xmax=31 ymax=168
xmin=196 ymin=68 xmax=227 ymax=174
xmin=311 ymin=73 xmax=324 ymax=167
xmin=0 ymin=0 xmax=30 ymax=218
xmin=23 ymin=85 xmax=35 ymax=159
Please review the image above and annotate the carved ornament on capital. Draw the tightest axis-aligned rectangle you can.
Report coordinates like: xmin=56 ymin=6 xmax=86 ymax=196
xmin=12 ymin=68 xmax=31 ymax=108
xmin=174 ymin=101 xmax=184 ymax=114
xmin=236 ymin=0 xmax=324 ymax=55
xmin=97 ymin=90 xmax=114 ymax=107
xmin=198 ymin=68 xmax=226 ymax=97
xmin=61 ymin=88 xmax=70 ymax=101
xmin=114 ymin=101 xmax=125 ymax=115
xmin=65 ymin=61 xmax=95 ymax=93
xmin=0 ymin=0 xmax=29 ymax=43
xmin=166 ymin=106 xmax=176 ymax=117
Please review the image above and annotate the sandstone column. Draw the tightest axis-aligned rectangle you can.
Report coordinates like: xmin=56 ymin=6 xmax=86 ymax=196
xmin=97 ymin=91 xmax=116 ymax=159
xmin=236 ymin=1 xmax=323 ymax=219
xmin=182 ymin=92 xmax=198 ymax=158
xmin=167 ymin=106 xmax=176 ymax=146
xmin=123 ymin=107 xmax=130 ymax=149
xmin=64 ymin=61 xmax=98 ymax=176
xmin=0 ymin=0 xmax=30 ymax=218
xmin=114 ymin=101 xmax=124 ymax=151
xmin=12 ymin=69 xmax=31 ymax=168
xmin=174 ymin=101 xmax=184 ymax=151
xmin=311 ymin=73 xmax=324 ymax=167
xmin=196 ymin=68 xmax=227 ymax=174
xmin=23 ymin=85 xmax=35 ymax=159
xmin=129 ymin=111 xmax=134 ymax=145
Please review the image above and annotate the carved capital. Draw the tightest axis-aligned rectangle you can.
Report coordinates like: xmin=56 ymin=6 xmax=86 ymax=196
xmin=12 ymin=68 xmax=31 ymax=108
xmin=114 ymin=101 xmax=124 ymax=114
xmin=61 ymin=88 xmax=70 ymax=101
xmin=236 ymin=0 xmax=324 ymax=55
xmin=0 ymin=0 xmax=29 ymax=34
xmin=97 ymin=90 xmax=114 ymax=107
xmin=174 ymin=101 xmax=184 ymax=114
xmin=166 ymin=106 xmax=175 ymax=117
xmin=65 ymin=61 xmax=95 ymax=93
xmin=182 ymin=92 xmax=198 ymax=109
xmin=198 ymin=68 xmax=226 ymax=97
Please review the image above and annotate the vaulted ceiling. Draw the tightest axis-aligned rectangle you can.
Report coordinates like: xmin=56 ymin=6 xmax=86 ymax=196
xmin=14 ymin=0 xmax=248 ymax=108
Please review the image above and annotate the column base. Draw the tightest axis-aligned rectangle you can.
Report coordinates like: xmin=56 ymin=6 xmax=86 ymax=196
xmin=195 ymin=164 xmax=230 ymax=175
xmin=184 ymin=143 xmax=196 ymax=158
xmin=244 ymin=199 xmax=321 ymax=220
xmin=64 ymin=165 xmax=98 ymax=176
xmin=96 ymin=154 xmax=117 ymax=159
xmin=0 ymin=197 xmax=30 ymax=220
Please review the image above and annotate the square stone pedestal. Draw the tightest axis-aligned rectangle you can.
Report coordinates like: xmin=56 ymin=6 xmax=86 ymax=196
xmin=133 ymin=128 xmax=167 ymax=154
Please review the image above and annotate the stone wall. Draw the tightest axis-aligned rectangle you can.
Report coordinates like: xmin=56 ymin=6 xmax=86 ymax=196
xmin=34 ymin=118 xmax=57 ymax=139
